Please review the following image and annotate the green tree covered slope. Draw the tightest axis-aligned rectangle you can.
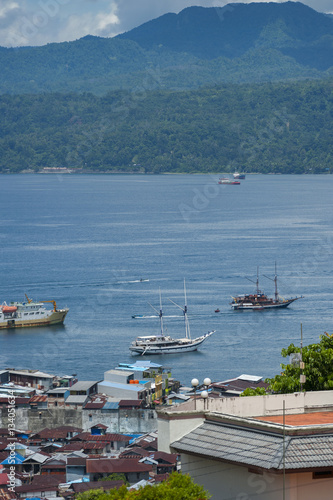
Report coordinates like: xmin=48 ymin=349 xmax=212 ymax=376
xmin=1 ymin=2 xmax=333 ymax=95
xmin=1 ymin=79 xmax=333 ymax=174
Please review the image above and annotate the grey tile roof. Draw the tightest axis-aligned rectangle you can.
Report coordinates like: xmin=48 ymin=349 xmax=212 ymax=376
xmin=171 ymin=421 xmax=333 ymax=471
xmin=285 ymin=435 xmax=333 ymax=469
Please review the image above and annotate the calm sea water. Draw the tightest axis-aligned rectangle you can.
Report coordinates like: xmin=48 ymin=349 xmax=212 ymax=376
xmin=0 ymin=174 xmax=332 ymax=387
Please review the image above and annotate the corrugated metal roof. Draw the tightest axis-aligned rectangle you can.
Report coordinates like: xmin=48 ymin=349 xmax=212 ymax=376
xmin=171 ymin=420 xmax=333 ymax=470
xmin=84 ymin=402 xmax=106 ymax=409
xmin=30 ymin=395 xmax=48 ymax=403
xmin=119 ymin=400 xmax=143 ymax=408
xmin=102 ymin=402 xmax=119 ymax=410
xmin=66 ymin=395 xmax=88 ymax=404
xmin=118 ymin=361 xmax=162 ymax=370
xmin=1 ymin=452 xmax=25 ymax=465
xmin=99 ymin=381 xmax=144 ymax=391
xmin=70 ymin=381 xmax=99 ymax=391
xmin=86 ymin=458 xmax=153 ymax=474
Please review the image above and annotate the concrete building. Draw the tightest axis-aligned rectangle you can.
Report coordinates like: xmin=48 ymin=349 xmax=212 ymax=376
xmin=4 ymin=369 xmax=55 ymax=391
xmin=98 ymin=369 xmax=151 ymax=403
xmin=158 ymin=390 xmax=333 ymax=500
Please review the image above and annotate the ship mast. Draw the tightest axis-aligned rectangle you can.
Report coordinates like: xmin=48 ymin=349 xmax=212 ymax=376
xmin=263 ymin=262 xmax=279 ymax=302
xmin=183 ymin=279 xmax=191 ymax=340
xmin=159 ymin=289 xmax=164 ymax=337
xmin=246 ymin=266 xmax=260 ymax=294
xmin=256 ymin=266 xmax=259 ymax=295
xmin=148 ymin=288 xmax=164 ymax=337
xmin=168 ymin=278 xmax=191 ymax=340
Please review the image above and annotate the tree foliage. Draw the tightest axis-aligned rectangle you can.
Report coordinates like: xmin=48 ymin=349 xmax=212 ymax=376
xmin=266 ymin=333 xmax=333 ymax=394
xmin=241 ymin=387 xmax=268 ymax=397
xmin=98 ymin=474 xmax=128 ymax=486
xmin=1 ymin=79 xmax=333 ymax=174
xmin=0 ymin=3 xmax=333 ymax=95
xmin=76 ymin=472 xmax=211 ymax=500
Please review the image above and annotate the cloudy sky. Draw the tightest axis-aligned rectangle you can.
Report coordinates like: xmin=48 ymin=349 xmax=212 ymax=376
xmin=0 ymin=0 xmax=332 ymax=48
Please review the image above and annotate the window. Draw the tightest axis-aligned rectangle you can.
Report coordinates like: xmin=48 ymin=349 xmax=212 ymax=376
xmin=313 ymin=471 xmax=333 ymax=479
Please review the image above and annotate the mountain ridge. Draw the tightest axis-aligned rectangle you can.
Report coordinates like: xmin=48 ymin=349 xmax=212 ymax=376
xmin=0 ymin=2 xmax=333 ymax=94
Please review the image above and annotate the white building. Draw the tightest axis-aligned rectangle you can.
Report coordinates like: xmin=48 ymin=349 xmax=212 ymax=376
xmin=158 ymin=390 xmax=333 ymax=500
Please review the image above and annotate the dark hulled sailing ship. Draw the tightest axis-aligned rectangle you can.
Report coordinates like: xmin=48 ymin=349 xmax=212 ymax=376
xmin=231 ymin=265 xmax=302 ymax=310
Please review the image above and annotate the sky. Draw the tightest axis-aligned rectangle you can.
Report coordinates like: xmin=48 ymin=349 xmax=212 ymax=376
xmin=0 ymin=0 xmax=332 ymax=48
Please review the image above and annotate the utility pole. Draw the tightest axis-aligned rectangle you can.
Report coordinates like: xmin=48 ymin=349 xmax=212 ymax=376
xmin=300 ymin=323 xmax=306 ymax=391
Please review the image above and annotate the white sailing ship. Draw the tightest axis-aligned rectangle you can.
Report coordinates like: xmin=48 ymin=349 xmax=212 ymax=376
xmin=129 ymin=281 xmax=215 ymax=355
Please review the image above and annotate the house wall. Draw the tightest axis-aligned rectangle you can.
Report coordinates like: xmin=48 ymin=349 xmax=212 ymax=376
xmin=158 ymin=390 xmax=333 ymax=452
xmin=18 ymin=490 xmax=57 ymax=498
xmin=0 ymin=407 xmax=82 ymax=432
xmin=97 ymin=382 xmax=144 ymax=400
xmin=127 ymin=470 xmax=150 ymax=485
xmin=176 ymin=390 xmax=333 ymax=417
xmin=104 ymin=370 xmax=133 ymax=384
xmin=66 ymin=466 xmax=86 ymax=483
xmin=82 ymin=408 xmax=157 ymax=434
xmin=180 ymin=453 xmax=333 ymax=500
xmin=0 ymin=407 xmax=157 ymax=434
xmin=158 ymin=414 xmax=204 ymax=453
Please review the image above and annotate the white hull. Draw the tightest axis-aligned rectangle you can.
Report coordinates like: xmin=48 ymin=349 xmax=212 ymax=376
xmin=130 ymin=331 xmax=215 ymax=355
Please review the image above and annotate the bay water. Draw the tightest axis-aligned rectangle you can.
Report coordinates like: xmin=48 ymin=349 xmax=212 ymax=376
xmin=0 ymin=174 xmax=332 ymax=387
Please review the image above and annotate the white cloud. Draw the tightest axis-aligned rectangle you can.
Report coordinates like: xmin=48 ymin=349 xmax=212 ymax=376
xmin=0 ymin=0 xmax=332 ymax=47
xmin=58 ymin=3 xmax=120 ymax=41
xmin=0 ymin=1 xmax=19 ymax=19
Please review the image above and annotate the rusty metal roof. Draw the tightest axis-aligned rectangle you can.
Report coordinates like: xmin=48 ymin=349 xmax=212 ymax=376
xmin=86 ymin=458 xmax=153 ymax=474
xmin=29 ymin=395 xmax=48 ymax=403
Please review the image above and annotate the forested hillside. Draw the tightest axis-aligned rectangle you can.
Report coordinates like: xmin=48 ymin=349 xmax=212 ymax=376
xmin=1 ymin=79 xmax=332 ymax=174
xmin=0 ymin=2 xmax=333 ymax=95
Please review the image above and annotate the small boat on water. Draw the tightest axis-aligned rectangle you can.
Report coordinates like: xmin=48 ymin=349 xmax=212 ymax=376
xmin=0 ymin=295 xmax=69 ymax=329
xmin=218 ymin=177 xmax=240 ymax=185
xmin=231 ymin=265 xmax=302 ymax=311
xmin=129 ymin=281 xmax=215 ymax=355
xmin=233 ymin=172 xmax=246 ymax=180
